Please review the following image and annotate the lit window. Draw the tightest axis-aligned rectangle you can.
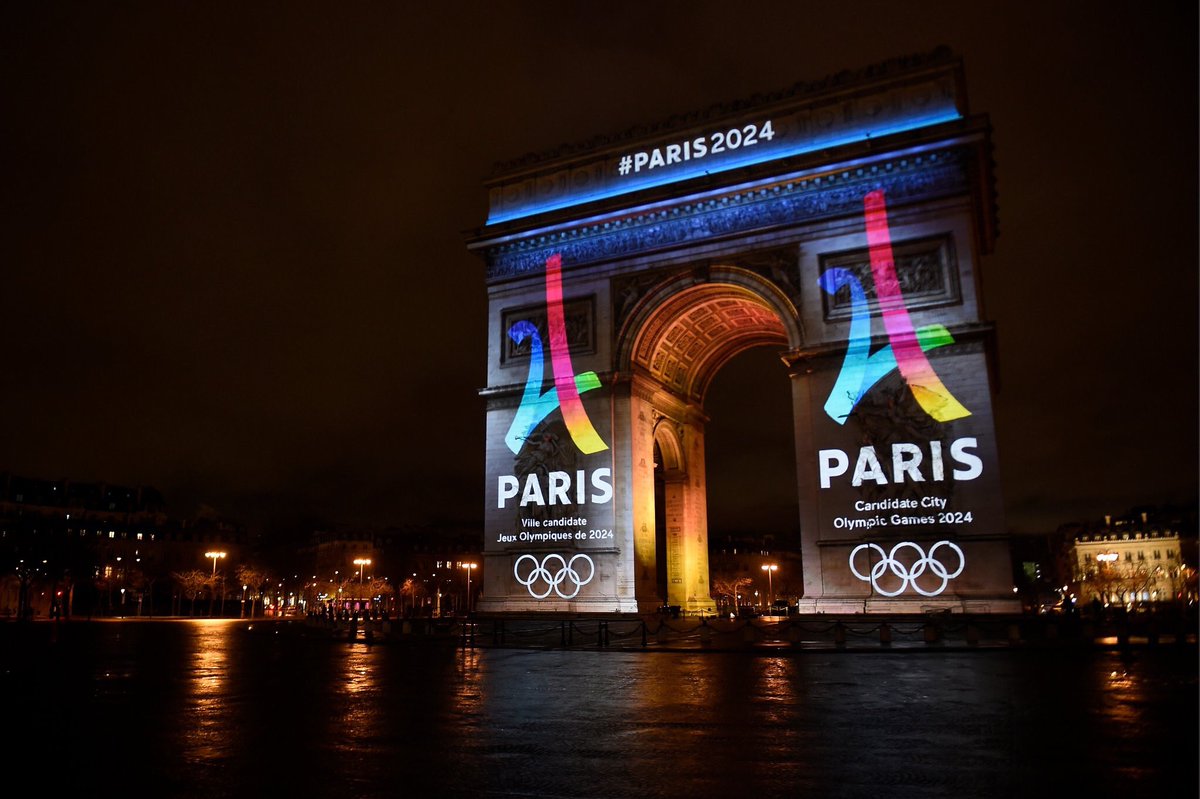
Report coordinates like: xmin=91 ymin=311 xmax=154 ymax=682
xmin=137 ymin=533 xmax=144 ymax=541
xmin=1153 ymin=550 xmax=1160 ymax=560
xmin=108 ymin=531 xmax=115 ymax=539
xmin=1137 ymin=551 xmax=1145 ymax=561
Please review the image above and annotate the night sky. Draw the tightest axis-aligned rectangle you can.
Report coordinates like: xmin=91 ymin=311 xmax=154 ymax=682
xmin=3 ymin=3 xmax=1196 ymax=539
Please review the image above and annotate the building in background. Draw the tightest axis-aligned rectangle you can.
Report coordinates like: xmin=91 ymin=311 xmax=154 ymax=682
xmin=1070 ymin=511 xmax=1196 ymax=608
xmin=708 ymin=531 xmax=802 ymax=617
xmin=301 ymin=525 xmax=482 ymax=617
xmin=0 ymin=472 xmax=247 ymax=618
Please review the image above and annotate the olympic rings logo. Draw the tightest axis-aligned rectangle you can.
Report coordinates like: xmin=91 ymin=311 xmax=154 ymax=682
xmin=513 ymin=553 xmax=595 ymax=599
xmin=848 ymin=540 xmax=965 ymax=597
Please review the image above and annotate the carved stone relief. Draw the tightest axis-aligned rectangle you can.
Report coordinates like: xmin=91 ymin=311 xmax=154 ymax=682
xmin=819 ymin=235 xmax=960 ymax=321
xmin=501 ymin=296 xmax=595 ymax=363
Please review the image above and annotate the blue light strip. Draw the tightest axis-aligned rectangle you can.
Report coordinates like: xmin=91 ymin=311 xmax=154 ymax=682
xmin=487 ymin=110 xmax=962 ymax=225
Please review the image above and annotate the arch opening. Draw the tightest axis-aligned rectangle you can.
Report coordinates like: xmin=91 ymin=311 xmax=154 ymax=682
xmin=625 ymin=278 xmax=798 ymax=614
xmin=705 ymin=346 xmax=800 ymax=616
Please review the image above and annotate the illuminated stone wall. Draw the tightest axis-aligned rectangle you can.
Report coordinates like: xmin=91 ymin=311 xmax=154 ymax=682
xmin=471 ymin=51 xmax=1018 ymax=614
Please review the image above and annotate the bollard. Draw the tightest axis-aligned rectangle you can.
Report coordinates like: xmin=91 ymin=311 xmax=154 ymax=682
xmin=966 ymin=623 xmax=979 ymax=646
xmin=879 ymin=623 xmax=892 ymax=646
xmin=657 ymin=621 xmax=669 ymax=644
xmin=923 ymin=623 xmax=939 ymax=645
xmin=1045 ymin=622 xmax=1059 ymax=640
xmin=561 ymin=621 xmax=567 ymax=648
xmin=700 ymin=620 xmax=712 ymax=648
xmin=1007 ymin=623 xmax=1021 ymax=646
xmin=833 ymin=622 xmax=846 ymax=648
xmin=641 ymin=622 xmax=647 ymax=649
xmin=788 ymin=624 xmax=802 ymax=646
xmin=742 ymin=623 xmax=756 ymax=644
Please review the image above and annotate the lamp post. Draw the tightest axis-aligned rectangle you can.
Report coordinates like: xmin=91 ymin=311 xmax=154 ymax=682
xmin=204 ymin=552 xmax=226 ymax=617
xmin=205 ymin=551 xmax=226 ymax=578
xmin=462 ymin=562 xmax=478 ymax=615
xmin=761 ymin=563 xmax=778 ymax=610
xmin=354 ymin=558 xmax=371 ymax=586
xmin=353 ymin=558 xmax=372 ymax=613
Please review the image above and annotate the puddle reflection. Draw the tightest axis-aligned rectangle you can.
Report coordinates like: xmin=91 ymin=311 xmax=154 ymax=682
xmin=26 ymin=622 xmax=1184 ymax=799
xmin=328 ymin=643 xmax=384 ymax=753
xmin=183 ymin=620 xmax=235 ymax=764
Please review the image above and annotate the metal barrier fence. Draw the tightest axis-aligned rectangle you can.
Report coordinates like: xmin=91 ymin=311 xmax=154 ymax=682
xmin=301 ymin=609 xmax=1197 ymax=651
xmin=455 ymin=611 xmax=1199 ymax=652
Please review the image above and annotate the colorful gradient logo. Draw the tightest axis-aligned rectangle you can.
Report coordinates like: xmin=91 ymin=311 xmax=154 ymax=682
xmin=505 ymin=254 xmax=609 ymax=455
xmin=819 ymin=190 xmax=971 ymax=425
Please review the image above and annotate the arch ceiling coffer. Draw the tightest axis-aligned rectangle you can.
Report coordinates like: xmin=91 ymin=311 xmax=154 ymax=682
xmin=632 ymin=284 xmax=788 ymax=404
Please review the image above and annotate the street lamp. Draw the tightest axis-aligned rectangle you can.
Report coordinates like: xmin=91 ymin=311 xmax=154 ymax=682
xmin=354 ymin=558 xmax=372 ymax=585
xmin=205 ymin=551 xmax=226 ymax=577
xmin=462 ymin=562 xmax=478 ymax=615
xmin=762 ymin=563 xmax=778 ymax=609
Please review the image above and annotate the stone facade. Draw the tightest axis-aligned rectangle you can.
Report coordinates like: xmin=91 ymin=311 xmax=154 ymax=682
xmin=470 ymin=51 xmax=1017 ymax=614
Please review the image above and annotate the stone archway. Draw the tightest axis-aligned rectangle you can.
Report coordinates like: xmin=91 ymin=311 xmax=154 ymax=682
xmin=617 ymin=270 xmax=801 ymax=614
xmin=472 ymin=52 xmax=1020 ymax=615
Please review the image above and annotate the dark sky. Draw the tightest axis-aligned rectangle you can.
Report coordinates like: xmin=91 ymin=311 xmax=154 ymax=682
xmin=3 ymin=3 xmax=1196 ymax=538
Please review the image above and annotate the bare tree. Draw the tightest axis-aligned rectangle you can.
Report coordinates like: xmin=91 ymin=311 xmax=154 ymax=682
xmin=235 ymin=565 xmax=271 ymax=618
xmin=711 ymin=575 xmax=752 ymax=616
xmin=367 ymin=578 xmax=394 ymax=600
xmin=1123 ymin=565 xmax=1157 ymax=605
xmin=400 ymin=578 xmax=427 ymax=616
xmin=355 ymin=578 xmax=394 ymax=616
xmin=172 ymin=570 xmax=208 ymax=617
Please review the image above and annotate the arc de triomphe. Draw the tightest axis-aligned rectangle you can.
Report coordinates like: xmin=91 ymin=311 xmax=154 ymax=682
xmin=469 ymin=51 xmax=1019 ymax=615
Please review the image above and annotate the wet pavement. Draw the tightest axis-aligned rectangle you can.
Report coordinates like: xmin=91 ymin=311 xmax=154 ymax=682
xmin=4 ymin=619 xmax=1195 ymax=798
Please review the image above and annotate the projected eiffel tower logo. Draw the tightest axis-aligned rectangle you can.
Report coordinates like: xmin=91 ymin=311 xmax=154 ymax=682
xmin=504 ymin=254 xmax=608 ymax=455
xmin=819 ymin=189 xmax=972 ymax=425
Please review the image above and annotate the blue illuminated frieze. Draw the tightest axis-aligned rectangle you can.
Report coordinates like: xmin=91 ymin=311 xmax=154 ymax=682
xmin=483 ymin=150 xmax=969 ymax=282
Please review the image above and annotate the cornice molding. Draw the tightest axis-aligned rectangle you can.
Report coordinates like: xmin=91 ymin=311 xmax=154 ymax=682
xmin=483 ymin=148 xmax=970 ymax=282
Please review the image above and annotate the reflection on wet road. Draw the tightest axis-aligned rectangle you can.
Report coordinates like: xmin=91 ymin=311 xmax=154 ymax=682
xmin=3 ymin=621 xmax=1195 ymax=798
